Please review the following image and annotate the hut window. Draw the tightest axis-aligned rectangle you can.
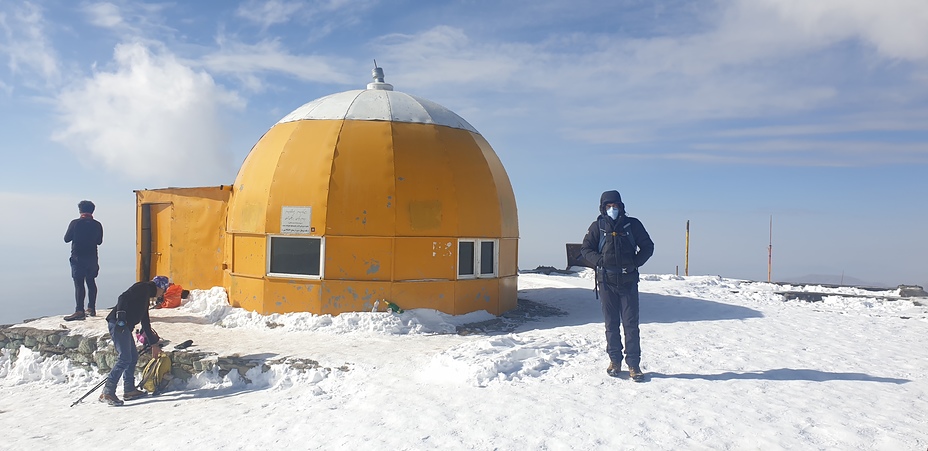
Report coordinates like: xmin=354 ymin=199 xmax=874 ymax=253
xmin=458 ymin=240 xmax=475 ymax=276
xmin=458 ymin=239 xmax=497 ymax=279
xmin=267 ymin=236 xmax=323 ymax=278
xmin=479 ymin=240 xmax=496 ymax=276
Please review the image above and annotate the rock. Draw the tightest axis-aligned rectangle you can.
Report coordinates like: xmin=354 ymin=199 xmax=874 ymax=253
xmin=171 ymin=366 xmax=192 ymax=380
xmin=78 ymin=337 xmax=97 ymax=354
xmin=899 ymin=285 xmax=928 ymax=297
xmin=59 ymin=335 xmax=81 ymax=349
xmin=36 ymin=344 xmax=67 ymax=356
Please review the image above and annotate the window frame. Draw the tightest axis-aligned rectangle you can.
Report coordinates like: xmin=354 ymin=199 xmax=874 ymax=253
xmin=266 ymin=235 xmax=325 ymax=279
xmin=457 ymin=238 xmax=498 ymax=279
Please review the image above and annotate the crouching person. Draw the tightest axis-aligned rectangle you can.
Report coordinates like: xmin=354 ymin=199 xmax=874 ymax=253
xmin=100 ymin=276 xmax=168 ymax=406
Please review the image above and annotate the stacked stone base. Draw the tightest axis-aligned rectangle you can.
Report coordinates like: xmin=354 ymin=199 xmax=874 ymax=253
xmin=0 ymin=325 xmax=331 ymax=385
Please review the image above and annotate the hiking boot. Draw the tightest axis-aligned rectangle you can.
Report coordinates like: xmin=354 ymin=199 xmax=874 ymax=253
xmin=629 ymin=366 xmax=645 ymax=382
xmin=123 ymin=389 xmax=147 ymax=401
xmin=606 ymin=361 xmax=622 ymax=377
xmin=99 ymin=393 xmax=124 ymax=406
xmin=64 ymin=311 xmax=86 ymax=321
xmin=85 ymin=308 xmax=96 ymax=317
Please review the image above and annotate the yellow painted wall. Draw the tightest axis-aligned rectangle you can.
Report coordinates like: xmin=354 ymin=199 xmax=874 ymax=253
xmin=320 ymin=280 xmax=390 ymax=314
xmin=264 ymin=279 xmax=322 ymax=313
xmin=454 ymin=278 xmax=499 ymax=316
xmin=264 ymin=121 xmax=339 ymax=235
xmin=228 ymin=274 xmax=264 ymax=311
xmin=324 ymin=236 xmax=393 ymax=281
xmin=325 ymin=121 xmax=396 ymax=236
xmin=135 ymin=187 xmax=230 ymax=290
xmin=231 ymin=234 xmax=266 ymax=277
xmin=220 ymin=118 xmax=519 ymax=317
xmin=474 ymin=133 xmax=520 ymax=238
xmin=499 ymin=238 xmax=519 ymax=277
xmin=393 ymin=237 xmax=456 ymax=280
xmin=392 ymin=281 xmax=455 ymax=312
xmin=444 ymin=128 xmax=501 ymax=237
xmin=499 ymin=275 xmax=519 ymax=313
xmin=393 ymin=123 xmax=457 ymax=236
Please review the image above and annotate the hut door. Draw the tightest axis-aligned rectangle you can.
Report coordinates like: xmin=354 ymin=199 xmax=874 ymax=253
xmin=147 ymin=203 xmax=173 ymax=280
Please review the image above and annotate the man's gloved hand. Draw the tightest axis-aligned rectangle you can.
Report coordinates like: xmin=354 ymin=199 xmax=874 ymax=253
xmin=115 ymin=311 xmax=127 ymax=333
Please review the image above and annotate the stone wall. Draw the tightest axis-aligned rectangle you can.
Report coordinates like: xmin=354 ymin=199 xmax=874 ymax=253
xmin=0 ymin=325 xmax=329 ymax=385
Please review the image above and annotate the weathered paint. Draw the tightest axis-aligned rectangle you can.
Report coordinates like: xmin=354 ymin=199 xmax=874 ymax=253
xmin=140 ymin=83 xmax=519 ymax=317
xmin=222 ymin=114 xmax=520 ymax=316
xmin=134 ymin=187 xmax=231 ymax=290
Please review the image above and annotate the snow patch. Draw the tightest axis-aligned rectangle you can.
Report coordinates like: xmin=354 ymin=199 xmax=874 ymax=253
xmin=419 ymin=334 xmax=582 ymax=387
xmin=178 ymin=287 xmax=495 ymax=335
xmin=184 ymin=363 xmax=332 ymax=393
xmin=0 ymin=346 xmax=93 ymax=386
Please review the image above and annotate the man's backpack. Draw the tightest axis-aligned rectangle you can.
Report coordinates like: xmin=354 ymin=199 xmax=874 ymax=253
xmin=138 ymin=353 xmax=172 ymax=394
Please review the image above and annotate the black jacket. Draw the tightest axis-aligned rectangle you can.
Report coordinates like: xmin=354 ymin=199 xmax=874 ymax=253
xmin=64 ymin=216 xmax=103 ymax=257
xmin=106 ymin=281 xmax=156 ymax=338
xmin=580 ymin=190 xmax=654 ymax=284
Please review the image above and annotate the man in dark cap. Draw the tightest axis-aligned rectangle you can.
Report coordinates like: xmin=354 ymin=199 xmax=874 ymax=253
xmin=64 ymin=200 xmax=104 ymax=321
xmin=580 ymin=190 xmax=654 ymax=381
xmin=99 ymin=276 xmax=168 ymax=406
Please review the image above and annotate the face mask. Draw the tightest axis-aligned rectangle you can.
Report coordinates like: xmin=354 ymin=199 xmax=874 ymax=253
xmin=606 ymin=206 xmax=619 ymax=220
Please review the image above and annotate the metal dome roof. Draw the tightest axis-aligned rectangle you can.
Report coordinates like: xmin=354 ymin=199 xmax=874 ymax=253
xmin=277 ymin=67 xmax=479 ymax=134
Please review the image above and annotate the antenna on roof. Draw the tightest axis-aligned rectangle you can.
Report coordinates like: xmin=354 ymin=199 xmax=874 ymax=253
xmin=368 ymin=60 xmax=393 ymax=91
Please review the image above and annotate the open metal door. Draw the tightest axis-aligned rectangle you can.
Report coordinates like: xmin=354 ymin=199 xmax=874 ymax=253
xmin=140 ymin=203 xmax=172 ymax=280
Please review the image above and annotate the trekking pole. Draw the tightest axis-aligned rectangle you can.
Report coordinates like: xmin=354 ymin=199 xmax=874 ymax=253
xmin=69 ymin=342 xmax=153 ymax=407
xmin=70 ymin=378 xmax=107 ymax=407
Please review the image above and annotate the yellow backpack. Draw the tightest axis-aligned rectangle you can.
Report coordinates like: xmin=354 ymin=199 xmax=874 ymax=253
xmin=138 ymin=353 xmax=172 ymax=394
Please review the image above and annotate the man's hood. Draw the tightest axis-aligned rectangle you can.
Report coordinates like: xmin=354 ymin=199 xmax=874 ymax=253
xmin=599 ymin=190 xmax=625 ymax=216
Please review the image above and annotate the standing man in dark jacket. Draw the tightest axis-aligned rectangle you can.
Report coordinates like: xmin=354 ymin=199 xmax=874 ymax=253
xmin=64 ymin=200 xmax=104 ymax=321
xmin=580 ymin=190 xmax=654 ymax=381
xmin=99 ymin=276 xmax=167 ymax=406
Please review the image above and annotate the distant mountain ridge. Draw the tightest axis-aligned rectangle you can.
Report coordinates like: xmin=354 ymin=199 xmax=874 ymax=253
xmin=779 ymin=274 xmax=892 ymax=288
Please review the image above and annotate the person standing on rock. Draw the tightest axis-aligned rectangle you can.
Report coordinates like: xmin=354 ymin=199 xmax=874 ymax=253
xmin=580 ymin=190 xmax=654 ymax=382
xmin=100 ymin=276 xmax=167 ymax=406
xmin=64 ymin=200 xmax=104 ymax=321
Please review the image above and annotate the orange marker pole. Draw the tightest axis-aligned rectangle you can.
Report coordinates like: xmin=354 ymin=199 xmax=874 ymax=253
xmin=767 ymin=215 xmax=773 ymax=283
xmin=685 ymin=220 xmax=690 ymax=277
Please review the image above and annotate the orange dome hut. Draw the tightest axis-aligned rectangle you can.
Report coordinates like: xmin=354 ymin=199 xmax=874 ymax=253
xmin=137 ymin=67 xmax=519 ymax=316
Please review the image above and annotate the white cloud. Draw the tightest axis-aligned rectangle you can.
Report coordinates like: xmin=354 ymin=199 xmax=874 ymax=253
xmin=201 ymin=37 xmax=353 ymax=88
xmin=0 ymin=1 xmax=61 ymax=87
xmin=83 ymin=2 xmax=125 ymax=29
xmin=376 ymin=0 xmax=928 ymax=101
xmin=688 ymin=139 xmax=928 ymax=166
xmin=715 ymin=109 xmax=928 ymax=139
xmin=375 ymin=26 xmax=530 ymax=89
xmin=754 ymin=0 xmax=928 ymax=61
xmin=371 ymin=0 xmax=928 ymax=165
xmin=79 ymin=1 xmax=173 ymax=41
xmin=52 ymin=42 xmax=244 ymax=185
xmin=235 ymin=0 xmax=373 ymax=31
xmin=236 ymin=0 xmax=304 ymax=29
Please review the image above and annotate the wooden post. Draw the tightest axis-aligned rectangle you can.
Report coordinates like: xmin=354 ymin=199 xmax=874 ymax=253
xmin=685 ymin=220 xmax=690 ymax=277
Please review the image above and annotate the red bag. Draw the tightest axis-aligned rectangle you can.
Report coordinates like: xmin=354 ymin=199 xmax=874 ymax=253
xmin=161 ymin=284 xmax=184 ymax=308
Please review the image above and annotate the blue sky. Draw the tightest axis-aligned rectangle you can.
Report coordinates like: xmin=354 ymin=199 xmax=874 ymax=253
xmin=2 ymin=0 xmax=927 ymax=322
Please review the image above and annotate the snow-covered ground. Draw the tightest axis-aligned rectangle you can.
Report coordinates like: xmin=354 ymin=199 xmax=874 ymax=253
xmin=2 ymin=270 xmax=927 ymax=450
